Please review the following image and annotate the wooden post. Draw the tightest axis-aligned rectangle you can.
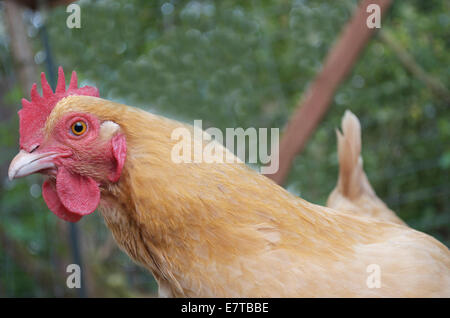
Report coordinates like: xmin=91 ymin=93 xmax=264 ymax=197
xmin=3 ymin=0 xmax=37 ymax=97
xmin=265 ymin=0 xmax=392 ymax=185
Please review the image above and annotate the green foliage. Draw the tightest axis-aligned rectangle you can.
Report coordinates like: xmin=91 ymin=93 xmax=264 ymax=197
xmin=0 ymin=0 xmax=448 ymax=296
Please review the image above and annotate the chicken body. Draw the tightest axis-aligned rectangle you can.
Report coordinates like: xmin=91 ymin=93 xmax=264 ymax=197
xmin=8 ymin=69 xmax=450 ymax=298
xmin=35 ymin=96 xmax=449 ymax=297
xmin=327 ymin=111 xmax=405 ymax=225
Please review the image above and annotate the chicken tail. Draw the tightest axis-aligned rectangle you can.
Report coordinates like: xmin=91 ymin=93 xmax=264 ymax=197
xmin=336 ymin=110 xmax=375 ymax=199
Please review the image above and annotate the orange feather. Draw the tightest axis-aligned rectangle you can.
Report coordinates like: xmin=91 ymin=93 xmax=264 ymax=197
xmin=327 ymin=110 xmax=405 ymax=225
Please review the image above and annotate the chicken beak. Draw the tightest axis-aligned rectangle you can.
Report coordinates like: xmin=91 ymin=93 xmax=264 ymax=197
xmin=8 ymin=150 xmax=59 ymax=181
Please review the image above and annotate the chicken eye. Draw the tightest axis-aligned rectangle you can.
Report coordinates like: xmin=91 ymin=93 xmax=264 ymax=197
xmin=71 ymin=121 xmax=87 ymax=136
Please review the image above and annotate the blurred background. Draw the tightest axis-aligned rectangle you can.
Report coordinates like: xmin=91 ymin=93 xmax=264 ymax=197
xmin=0 ymin=0 xmax=449 ymax=297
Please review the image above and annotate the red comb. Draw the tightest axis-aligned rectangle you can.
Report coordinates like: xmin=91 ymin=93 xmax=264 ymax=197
xmin=19 ymin=67 xmax=99 ymax=152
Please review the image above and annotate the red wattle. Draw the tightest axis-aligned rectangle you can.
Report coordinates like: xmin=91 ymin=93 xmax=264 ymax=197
xmin=56 ymin=167 xmax=100 ymax=215
xmin=42 ymin=179 xmax=82 ymax=223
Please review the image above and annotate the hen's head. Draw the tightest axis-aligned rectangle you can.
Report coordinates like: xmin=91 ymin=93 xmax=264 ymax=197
xmin=8 ymin=67 xmax=126 ymax=222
